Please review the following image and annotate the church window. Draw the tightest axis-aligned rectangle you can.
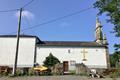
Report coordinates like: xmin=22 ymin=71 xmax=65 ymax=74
xmin=68 ymin=49 xmax=71 ymax=53
xmin=70 ymin=60 xmax=76 ymax=66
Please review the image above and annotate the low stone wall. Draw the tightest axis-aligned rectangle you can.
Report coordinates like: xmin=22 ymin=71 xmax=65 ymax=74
xmin=75 ymin=63 xmax=90 ymax=75
xmin=75 ymin=63 xmax=108 ymax=75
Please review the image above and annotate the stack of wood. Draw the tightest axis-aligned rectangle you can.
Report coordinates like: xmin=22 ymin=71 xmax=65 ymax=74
xmin=51 ymin=63 xmax=63 ymax=75
xmin=75 ymin=63 xmax=90 ymax=75
xmin=0 ymin=66 xmax=9 ymax=74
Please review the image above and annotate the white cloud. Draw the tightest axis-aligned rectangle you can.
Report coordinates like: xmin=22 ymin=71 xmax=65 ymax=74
xmin=15 ymin=10 xmax=34 ymax=20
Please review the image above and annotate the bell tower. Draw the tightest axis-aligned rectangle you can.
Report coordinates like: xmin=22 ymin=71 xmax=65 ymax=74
xmin=95 ymin=16 xmax=110 ymax=68
xmin=95 ymin=16 xmax=103 ymax=44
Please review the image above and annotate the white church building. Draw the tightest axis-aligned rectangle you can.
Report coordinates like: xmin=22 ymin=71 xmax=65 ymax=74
xmin=0 ymin=17 xmax=110 ymax=72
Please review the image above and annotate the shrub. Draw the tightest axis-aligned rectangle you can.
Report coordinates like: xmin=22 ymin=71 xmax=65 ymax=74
xmin=15 ymin=69 xmax=22 ymax=76
xmin=28 ymin=68 xmax=34 ymax=76
xmin=103 ymin=68 xmax=120 ymax=78
xmin=43 ymin=53 xmax=60 ymax=68
xmin=69 ymin=70 xmax=76 ymax=75
xmin=1 ymin=71 xmax=9 ymax=76
xmin=109 ymin=71 xmax=120 ymax=78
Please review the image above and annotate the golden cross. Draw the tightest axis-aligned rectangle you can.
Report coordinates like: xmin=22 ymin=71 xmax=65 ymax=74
xmin=81 ymin=49 xmax=88 ymax=61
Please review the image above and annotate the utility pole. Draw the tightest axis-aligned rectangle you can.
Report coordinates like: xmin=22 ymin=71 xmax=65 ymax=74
xmin=12 ymin=8 xmax=22 ymax=76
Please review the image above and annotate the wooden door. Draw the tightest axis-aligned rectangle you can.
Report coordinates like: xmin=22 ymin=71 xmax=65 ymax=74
xmin=63 ymin=61 xmax=69 ymax=72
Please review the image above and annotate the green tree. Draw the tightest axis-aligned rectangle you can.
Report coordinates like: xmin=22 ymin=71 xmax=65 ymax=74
xmin=94 ymin=0 xmax=120 ymax=51
xmin=43 ymin=53 xmax=60 ymax=68
xmin=110 ymin=51 xmax=120 ymax=67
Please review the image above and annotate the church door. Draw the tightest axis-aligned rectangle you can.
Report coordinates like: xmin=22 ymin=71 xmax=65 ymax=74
xmin=63 ymin=61 xmax=69 ymax=72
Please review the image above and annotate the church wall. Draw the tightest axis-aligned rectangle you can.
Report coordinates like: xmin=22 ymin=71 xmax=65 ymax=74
xmin=36 ymin=46 xmax=107 ymax=71
xmin=0 ymin=37 xmax=36 ymax=68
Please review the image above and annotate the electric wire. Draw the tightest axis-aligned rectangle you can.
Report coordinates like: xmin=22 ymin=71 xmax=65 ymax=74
xmin=0 ymin=9 xmax=19 ymax=12
xmin=21 ymin=7 xmax=93 ymax=32
xmin=7 ymin=6 xmax=93 ymax=34
xmin=0 ymin=0 xmax=35 ymax=13
xmin=22 ymin=0 xmax=35 ymax=8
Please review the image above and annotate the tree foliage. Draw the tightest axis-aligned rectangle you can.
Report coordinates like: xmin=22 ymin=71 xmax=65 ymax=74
xmin=94 ymin=0 xmax=120 ymax=50
xmin=110 ymin=51 xmax=120 ymax=67
xmin=43 ymin=53 xmax=60 ymax=68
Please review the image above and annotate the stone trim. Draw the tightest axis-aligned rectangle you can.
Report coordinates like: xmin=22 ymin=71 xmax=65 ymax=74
xmin=105 ymin=47 xmax=110 ymax=69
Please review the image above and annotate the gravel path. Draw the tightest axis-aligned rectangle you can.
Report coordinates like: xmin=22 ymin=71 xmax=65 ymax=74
xmin=0 ymin=75 xmax=119 ymax=80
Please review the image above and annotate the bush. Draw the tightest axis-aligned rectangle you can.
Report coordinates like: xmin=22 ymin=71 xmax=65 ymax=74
xmin=16 ymin=69 xmax=22 ymax=76
xmin=46 ymin=68 xmax=52 ymax=75
xmin=109 ymin=71 xmax=120 ymax=78
xmin=69 ymin=70 xmax=76 ymax=75
xmin=43 ymin=53 xmax=60 ymax=68
xmin=28 ymin=68 xmax=34 ymax=76
xmin=0 ymin=71 xmax=9 ymax=76
xmin=102 ymin=68 xmax=120 ymax=78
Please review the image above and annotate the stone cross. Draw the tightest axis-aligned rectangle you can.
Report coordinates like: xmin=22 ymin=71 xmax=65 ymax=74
xmin=81 ymin=49 xmax=88 ymax=61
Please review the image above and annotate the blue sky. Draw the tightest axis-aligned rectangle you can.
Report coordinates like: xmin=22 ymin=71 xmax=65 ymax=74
xmin=0 ymin=0 xmax=119 ymax=53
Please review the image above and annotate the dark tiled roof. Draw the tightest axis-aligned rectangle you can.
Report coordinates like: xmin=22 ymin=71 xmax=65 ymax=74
xmin=0 ymin=35 xmax=42 ymax=44
xmin=0 ymin=35 xmax=107 ymax=47
xmin=38 ymin=41 xmax=107 ymax=47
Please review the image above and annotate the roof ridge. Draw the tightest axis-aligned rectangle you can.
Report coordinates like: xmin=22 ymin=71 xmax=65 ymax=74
xmin=38 ymin=41 xmax=106 ymax=47
xmin=43 ymin=41 xmax=96 ymax=43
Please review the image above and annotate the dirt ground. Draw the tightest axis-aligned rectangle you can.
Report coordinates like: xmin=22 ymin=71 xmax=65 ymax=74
xmin=0 ymin=75 xmax=119 ymax=80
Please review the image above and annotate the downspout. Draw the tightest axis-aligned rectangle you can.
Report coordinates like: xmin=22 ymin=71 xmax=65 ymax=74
xmin=33 ymin=38 xmax=37 ymax=67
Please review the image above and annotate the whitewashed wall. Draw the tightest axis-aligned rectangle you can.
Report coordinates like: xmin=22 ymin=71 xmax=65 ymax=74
xmin=36 ymin=46 xmax=107 ymax=70
xmin=0 ymin=37 xmax=36 ymax=67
